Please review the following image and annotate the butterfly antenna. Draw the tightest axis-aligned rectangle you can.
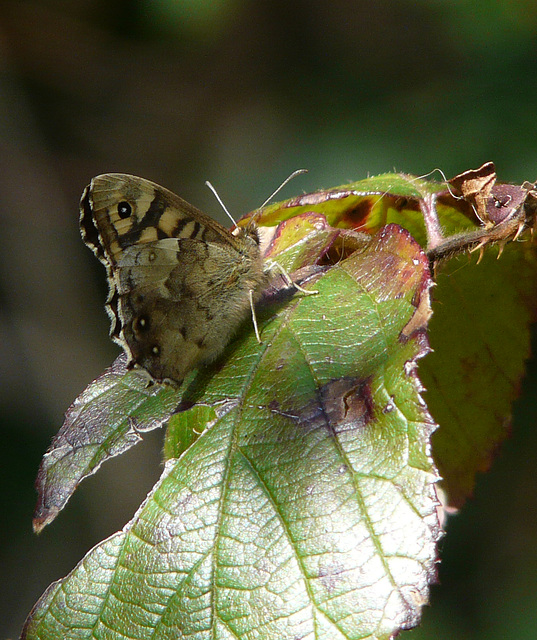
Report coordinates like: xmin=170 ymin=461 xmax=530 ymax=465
xmin=259 ymin=169 xmax=308 ymax=208
xmin=415 ymin=168 xmax=463 ymax=200
xmin=205 ymin=181 xmax=238 ymax=228
xmin=207 ymin=169 xmax=308 ymax=232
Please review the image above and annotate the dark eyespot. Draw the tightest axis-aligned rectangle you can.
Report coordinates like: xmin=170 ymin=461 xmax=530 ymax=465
xmin=118 ymin=201 xmax=132 ymax=219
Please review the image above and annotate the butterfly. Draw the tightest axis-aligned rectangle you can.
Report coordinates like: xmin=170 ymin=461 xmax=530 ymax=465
xmin=80 ymin=173 xmax=268 ymax=385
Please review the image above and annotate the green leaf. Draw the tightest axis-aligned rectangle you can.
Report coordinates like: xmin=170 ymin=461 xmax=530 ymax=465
xmin=24 ymin=225 xmax=440 ymax=640
xmin=256 ymin=171 xmax=537 ymax=503
xmin=254 ymin=173 xmax=444 ymax=247
xmin=32 ymin=356 xmax=182 ymax=532
xmin=421 ymin=243 xmax=537 ymax=506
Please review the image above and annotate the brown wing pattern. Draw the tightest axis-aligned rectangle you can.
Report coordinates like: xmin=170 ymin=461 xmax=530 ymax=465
xmin=79 ymin=173 xmax=265 ymax=384
xmin=80 ymin=173 xmax=240 ymax=266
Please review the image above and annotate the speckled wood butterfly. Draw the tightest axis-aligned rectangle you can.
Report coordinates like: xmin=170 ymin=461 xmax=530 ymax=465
xmin=80 ymin=174 xmax=268 ymax=385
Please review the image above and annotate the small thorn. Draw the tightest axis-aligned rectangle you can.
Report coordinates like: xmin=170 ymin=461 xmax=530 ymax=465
xmin=513 ymin=220 xmax=525 ymax=241
xmin=469 ymin=239 xmax=488 ymax=254
xmin=497 ymin=242 xmax=506 ymax=259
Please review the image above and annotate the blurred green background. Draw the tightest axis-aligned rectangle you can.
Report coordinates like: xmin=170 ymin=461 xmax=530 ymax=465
xmin=2 ymin=0 xmax=537 ymax=637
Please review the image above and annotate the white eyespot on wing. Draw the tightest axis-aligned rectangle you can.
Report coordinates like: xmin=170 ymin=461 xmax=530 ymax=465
xmin=117 ymin=239 xmax=182 ymax=267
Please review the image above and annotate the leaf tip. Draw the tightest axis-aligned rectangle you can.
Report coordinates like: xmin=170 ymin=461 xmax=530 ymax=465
xmin=32 ymin=501 xmax=59 ymax=534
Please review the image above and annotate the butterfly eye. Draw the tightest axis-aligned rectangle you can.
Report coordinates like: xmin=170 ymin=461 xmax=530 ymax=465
xmin=117 ymin=201 xmax=132 ymax=219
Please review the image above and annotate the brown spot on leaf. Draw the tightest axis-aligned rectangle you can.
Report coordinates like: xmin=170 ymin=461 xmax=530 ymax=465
xmin=319 ymin=228 xmax=370 ymax=265
xmin=278 ymin=377 xmax=375 ymax=437
xmin=320 ymin=377 xmax=374 ymax=434
xmin=392 ymin=196 xmax=420 ymax=213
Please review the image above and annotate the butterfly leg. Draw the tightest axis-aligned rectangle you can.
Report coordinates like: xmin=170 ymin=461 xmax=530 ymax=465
xmin=249 ymin=289 xmax=262 ymax=343
xmin=265 ymin=259 xmax=319 ymax=295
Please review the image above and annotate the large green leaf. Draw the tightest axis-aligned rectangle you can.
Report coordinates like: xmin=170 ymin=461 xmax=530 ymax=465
xmin=24 ymin=225 xmax=440 ymax=640
xmin=254 ymin=170 xmax=537 ymax=504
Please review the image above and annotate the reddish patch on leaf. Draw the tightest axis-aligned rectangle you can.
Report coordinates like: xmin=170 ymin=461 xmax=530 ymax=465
xmin=339 ymin=196 xmax=375 ymax=228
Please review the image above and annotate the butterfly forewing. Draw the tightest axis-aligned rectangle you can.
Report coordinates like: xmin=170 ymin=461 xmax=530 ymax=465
xmin=80 ymin=173 xmax=242 ymax=267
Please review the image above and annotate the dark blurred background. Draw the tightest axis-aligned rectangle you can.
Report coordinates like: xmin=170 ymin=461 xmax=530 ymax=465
xmin=2 ymin=1 xmax=537 ymax=637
